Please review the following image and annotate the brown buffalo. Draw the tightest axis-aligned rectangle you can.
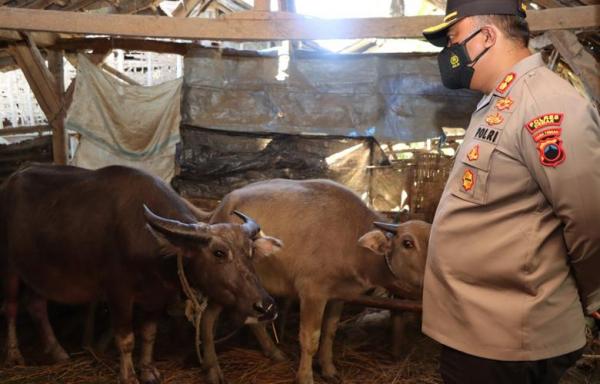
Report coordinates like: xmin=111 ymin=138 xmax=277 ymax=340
xmin=201 ymin=179 xmax=431 ymax=384
xmin=0 ymin=164 xmax=280 ymax=384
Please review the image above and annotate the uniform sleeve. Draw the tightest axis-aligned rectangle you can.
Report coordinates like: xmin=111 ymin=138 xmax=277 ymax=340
xmin=518 ymin=87 xmax=600 ymax=315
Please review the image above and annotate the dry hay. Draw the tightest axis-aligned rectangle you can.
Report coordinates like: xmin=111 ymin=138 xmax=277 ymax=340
xmin=0 ymin=309 xmax=598 ymax=384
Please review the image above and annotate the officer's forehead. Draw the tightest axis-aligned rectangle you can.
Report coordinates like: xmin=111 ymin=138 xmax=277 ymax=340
xmin=448 ymin=18 xmax=474 ymax=38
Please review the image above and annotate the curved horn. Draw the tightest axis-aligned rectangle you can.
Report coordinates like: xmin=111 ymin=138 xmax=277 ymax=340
xmin=374 ymin=221 xmax=399 ymax=234
xmin=233 ymin=210 xmax=260 ymax=238
xmin=143 ymin=204 xmax=207 ymax=239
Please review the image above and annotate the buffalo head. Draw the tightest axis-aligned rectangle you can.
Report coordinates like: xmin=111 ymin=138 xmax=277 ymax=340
xmin=143 ymin=205 xmax=281 ymax=324
xmin=358 ymin=220 xmax=431 ymax=300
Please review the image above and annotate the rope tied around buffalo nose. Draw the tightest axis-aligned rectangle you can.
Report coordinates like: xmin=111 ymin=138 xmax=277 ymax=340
xmin=176 ymin=254 xmax=207 ymax=365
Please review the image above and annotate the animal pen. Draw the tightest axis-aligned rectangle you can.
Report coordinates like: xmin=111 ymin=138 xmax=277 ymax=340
xmin=0 ymin=0 xmax=599 ymax=383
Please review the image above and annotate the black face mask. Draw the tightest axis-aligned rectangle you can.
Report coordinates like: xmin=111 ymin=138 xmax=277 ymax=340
xmin=438 ymin=29 xmax=490 ymax=90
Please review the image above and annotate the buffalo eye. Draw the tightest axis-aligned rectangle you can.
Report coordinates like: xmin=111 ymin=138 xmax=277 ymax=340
xmin=402 ymin=239 xmax=415 ymax=249
xmin=213 ymin=250 xmax=227 ymax=260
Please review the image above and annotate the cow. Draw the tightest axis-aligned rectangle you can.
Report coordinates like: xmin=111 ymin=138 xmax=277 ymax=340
xmin=0 ymin=164 xmax=281 ymax=384
xmin=201 ymin=179 xmax=431 ymax=384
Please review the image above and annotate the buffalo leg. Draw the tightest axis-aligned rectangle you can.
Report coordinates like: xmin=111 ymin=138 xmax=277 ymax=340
xmin=139 ymin=314 xmax=161 ymax=384
xmin=297 ymin=295 xmax=327 ymax=384
xmin=201 ymin=303 xmax=226 ymax=384
xmin=109 ymin=293 xmax=138 ymax=384
xmin=249 ymin=323 xmax=287 ymax=362
xmin=318 ymin=300 xmax=344 ymax=381
xmin=3 ymin=273 xmax=25 ymax=367
xmin=26 ymin=292 xmax=69 ymax=363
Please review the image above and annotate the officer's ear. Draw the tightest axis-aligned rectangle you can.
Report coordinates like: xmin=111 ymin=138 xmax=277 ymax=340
xmin=481 ymin=25 xmax=497 ymax=47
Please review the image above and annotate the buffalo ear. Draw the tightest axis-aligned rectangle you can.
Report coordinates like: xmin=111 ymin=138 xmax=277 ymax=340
xmin=358 ymin=230 xmax=393 ymax=256
xmin=146 ymin=224 xmax=184 ymax=259
xmin=253 ymin=236 xmax=283 ymax=261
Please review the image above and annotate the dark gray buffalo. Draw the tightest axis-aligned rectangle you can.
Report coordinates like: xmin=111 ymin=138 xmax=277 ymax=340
xmin=202 ymin=179 xmax=431 ymax=384
xmin=0 ymin=164 xmax=281 ymax=384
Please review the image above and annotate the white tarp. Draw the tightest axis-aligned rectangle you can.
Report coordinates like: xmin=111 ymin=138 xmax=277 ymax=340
xmin=66 ymin=55 xmax=182 ymax=181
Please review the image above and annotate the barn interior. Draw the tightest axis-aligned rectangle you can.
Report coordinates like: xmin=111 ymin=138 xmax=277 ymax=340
xmin=0 ymin=0 xmax=599 ymax=383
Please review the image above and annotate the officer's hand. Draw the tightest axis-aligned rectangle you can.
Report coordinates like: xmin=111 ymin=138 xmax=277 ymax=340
xmin=592 ymin=311 xmax=600 ymax=320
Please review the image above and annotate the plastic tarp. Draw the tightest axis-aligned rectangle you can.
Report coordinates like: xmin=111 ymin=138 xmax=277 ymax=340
xmin=172 ymin=126 xmax=408 ymax=212
xmin=182 ymin=48 xmax=480 ymax=141
xmin=66 ymin=55 xmax=182 ymax=181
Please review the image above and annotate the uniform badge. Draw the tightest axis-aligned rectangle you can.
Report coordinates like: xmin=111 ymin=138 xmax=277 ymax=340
xmin=525 ymin=113 xmax=564 ymax=134
xmin=532 ymin=128 xmax=565 ymax=167
xmin=467 ymin=145 xmax=480 ymax=161
xmin=496 ymin=73 xmax=516 ymax=94
xmin=485 ymin=112 xmax=504 ymax=126
xmin=495 ymin=97 xmax=514 ymax=111
xmin=462 ymin=169 xmax=475 ymax=191
xmin=450 ymin=54 xmax=460 ymax=69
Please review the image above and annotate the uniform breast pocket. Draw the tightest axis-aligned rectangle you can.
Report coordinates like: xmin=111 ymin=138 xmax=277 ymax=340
xmin=450 ymin=142 xmax=496 ymax=205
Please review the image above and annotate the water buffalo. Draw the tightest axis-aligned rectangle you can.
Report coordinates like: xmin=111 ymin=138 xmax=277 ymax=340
xmin=201 ymin=179 xmax=431 ymax=384
xmin=0 ymin=164 xmax=281 ymax=384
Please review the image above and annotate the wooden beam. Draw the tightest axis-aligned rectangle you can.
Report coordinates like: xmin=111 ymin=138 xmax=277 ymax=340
xmin=172 ymin=0 xmax=205 ymax=17
xmin=8 ymin=35 xmax=67 ymax=164
xmin=0 ymin=6 xmax=598 ymax=41
xmin=254 ymin=0 xmax=270 ymax=11
xmin=547 ymin=30 xmax=600 ymax=105
xmin=101 ymin=63 xmax=142 ymax=85
xmin=0 ymin=125 xmax=51 ymax=136
xmin=50 ymin=38 xmax=190 ymax=55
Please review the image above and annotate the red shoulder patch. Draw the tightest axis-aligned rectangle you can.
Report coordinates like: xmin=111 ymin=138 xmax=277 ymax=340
xmin=525 ymin=113 xmax=564 ymax=134
xmin=496 ymin=73 xmax=517 ymax=94
xmin=532 ymin=128 xmax=565 ymax=167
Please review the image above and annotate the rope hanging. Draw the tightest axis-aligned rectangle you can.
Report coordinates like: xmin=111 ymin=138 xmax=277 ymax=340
xmin=177 ymin=254 xmax=208 ymax=365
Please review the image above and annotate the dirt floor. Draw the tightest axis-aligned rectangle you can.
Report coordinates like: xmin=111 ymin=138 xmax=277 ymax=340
xmin=0 ymin=303 xmax=598 ymax=384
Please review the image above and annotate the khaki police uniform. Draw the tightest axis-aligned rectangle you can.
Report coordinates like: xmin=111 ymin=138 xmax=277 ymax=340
xmin=422 ymin=52 xmax=600 ymax=361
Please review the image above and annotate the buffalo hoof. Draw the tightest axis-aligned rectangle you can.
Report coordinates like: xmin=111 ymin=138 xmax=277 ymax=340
xmin=266 ymin=347 xmax=287 ymax=362
xmin=320 ymin=365 xmax=341 ymax=383
xmin=204 ymin=366 xmax=227 ymax=384
xmin=296 ymin=373 xmax=314 ymax=384
xmin=4 ymin=348 xmax=25 ymax=367
xmin=120 ymin=375 xmax=140 ymax=384
xmin=47 ymin=343 xmax=70 ymax=363
xmin=140 ymin=364 xmax=162 ymax=384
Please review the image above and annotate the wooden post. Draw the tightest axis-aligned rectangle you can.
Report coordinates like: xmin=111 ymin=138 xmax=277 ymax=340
xmin=547 ymin=30 xmax=600 ymax=105
xmin=47 ymin=49 xmax=67 ymax=164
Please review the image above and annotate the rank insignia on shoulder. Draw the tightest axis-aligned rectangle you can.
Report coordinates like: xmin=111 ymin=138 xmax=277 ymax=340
xmin=496 ymin=73 xmax=516 ymax=94
xmin=495 ymin=97 xmax=514 ymax=111
xmin=532 ymin=128 xmax=565 ymax=167
xmin=486 ymin=112 xmax=504 ymax=126
xmin=467 ymin=145 xmax=480 ymax=161
xmin=525 ymin=113 xmax=564 ymax=134
xmin=462 ymin=169 xmax=476 ymax=191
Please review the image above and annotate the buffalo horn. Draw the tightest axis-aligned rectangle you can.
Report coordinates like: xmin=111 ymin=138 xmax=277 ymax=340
xmin=374 ymin=221 xmax=399 ymax=234
xmin=233 ymin=210 xmax=260 ymax=238
xmin=143 ymin=204 xmax=208 ymax=239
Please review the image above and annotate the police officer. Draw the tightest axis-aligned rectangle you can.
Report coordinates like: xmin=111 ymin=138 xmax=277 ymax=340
xmin=421 ymin=1 xmax=600 ymax=383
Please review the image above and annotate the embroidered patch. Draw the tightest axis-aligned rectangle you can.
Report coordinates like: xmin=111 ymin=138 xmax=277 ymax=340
xmin=532 ymin=128 xmax=565 ymax=167
xmin=450 ymin=54 xmax=460 ymax=69
xmin=495 ymin=97 xmax=514 ymax=111
xmin=474 ymin=127 xmax=500 ymax=144
xmin=486 ymin=112 xmax=504 ymax=126
xmin=467 ymin=144 xmax=480 ymax=161
xmin=462 ymin=169 xmax=475 ymax=191
xmin=496 ymin=73 xmax=516 ymax=94
xmin=525 ymin=113 xmax=564 ymax=134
